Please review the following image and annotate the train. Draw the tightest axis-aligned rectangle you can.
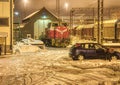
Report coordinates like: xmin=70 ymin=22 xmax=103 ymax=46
xmin=71 ymin=19 xmax=120 ymax=43
xmin=42 ymin=22 xmax=70 ymax=47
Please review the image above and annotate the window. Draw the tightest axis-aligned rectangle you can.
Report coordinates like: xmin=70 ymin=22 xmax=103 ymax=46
xmin=84 ymin=44 xmax=89 ymax=49
xmin=0 ymin=18 xmax=9 ymax=26
xmin=52 ymin=23 xmax=58 ymax=27
xmin=81 ymin=44 xmax=84 ymax=49
xmin=0 ymin=0 xmax=9 ymax=2
xmin=94 ymin=44 xmax=103 ymax=49
xmin=89 ymin=44 xmax=95 ymax=49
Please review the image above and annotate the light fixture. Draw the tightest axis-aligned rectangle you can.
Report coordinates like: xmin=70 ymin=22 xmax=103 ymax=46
xmin=64 ymin=2 xmax=69 ymax=10
xmin=23 ymin=0 xmax=28 ymax=4
xmin=14 ymin=11 xmax=19 ymax=16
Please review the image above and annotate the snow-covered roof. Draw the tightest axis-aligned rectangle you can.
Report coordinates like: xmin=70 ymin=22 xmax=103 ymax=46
xmin=103 ymin=19 xmax=118 ymax=24
xmin=76 ymin=25 xmax=84 ymax=30
xmin=83 ymin=24 xmax=94 ymax=29
xmin=95 ymin=19 xmax=118 ymax=24
xmin=103 ymin=43 xmax=120 ymax=47
xmin=23 ymin=7 xmax=59 ymax=21
xmin=44 ymin=7 xmax=59 ymax=19
xmin=76 ymin=24 xmax=94 ymax=30
xmin=23 ymin=10 xmax=40 ymax=20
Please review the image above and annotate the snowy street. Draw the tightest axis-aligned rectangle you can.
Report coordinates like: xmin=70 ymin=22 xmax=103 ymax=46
xmin=0 ymin=47 xmax=120 ymax=85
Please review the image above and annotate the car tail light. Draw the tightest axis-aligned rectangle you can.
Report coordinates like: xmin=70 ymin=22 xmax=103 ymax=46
xmin=75 ymin=43 xmax=80 ymax=47
xmin=109 ymin=48 xmax=114 ymax=53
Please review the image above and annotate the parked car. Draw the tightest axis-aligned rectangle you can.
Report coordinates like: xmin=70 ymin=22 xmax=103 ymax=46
xmin=13 ymin=42 xmax=41 ymax=54
xmin=21 ymin=38 xmax=45 ymax=49
xmin=69 ymin=42 xmax=120 ymax=61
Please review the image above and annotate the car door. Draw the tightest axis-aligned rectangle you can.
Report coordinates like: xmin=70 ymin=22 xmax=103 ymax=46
xmin=76 ymin=44 xmax=87 ymax=57
xmin=85 ymin=43 xmax=97 ymax=59
xmin=94 ymin=44 xmax=106 ymax=58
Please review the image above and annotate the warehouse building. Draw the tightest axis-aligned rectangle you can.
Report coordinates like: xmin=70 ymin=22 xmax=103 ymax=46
xmin=21 ymin=7 xmax=59 ymax=39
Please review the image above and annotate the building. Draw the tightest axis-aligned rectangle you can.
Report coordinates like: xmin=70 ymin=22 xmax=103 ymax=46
xmin=21 ymin=7 xmax=59 ymax=39
xmin=0 ymin=0 xmax=13 ymax=54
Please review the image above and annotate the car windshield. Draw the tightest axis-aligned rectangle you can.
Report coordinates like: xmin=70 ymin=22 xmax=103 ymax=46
xmin=94 ymin=44 xmax=104 ymax=49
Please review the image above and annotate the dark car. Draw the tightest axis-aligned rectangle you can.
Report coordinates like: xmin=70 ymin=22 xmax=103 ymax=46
xmin=69 ymin=42 xmax=120 ymax=61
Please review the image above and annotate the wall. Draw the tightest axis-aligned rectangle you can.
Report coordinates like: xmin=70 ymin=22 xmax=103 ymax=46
xmin=0 ymin=0 xmax=13 ymax=53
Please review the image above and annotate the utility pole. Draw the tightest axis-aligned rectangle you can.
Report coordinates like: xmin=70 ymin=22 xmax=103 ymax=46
xmin=70 ymin=9 xmax=74 ymax=29
xmin=56 ymin=0 xmax=60 ymax=19
xmin=10 ymin=0 xmax=13 ymax=51
xmin=97 ymin=0 xmax=104 ymax=44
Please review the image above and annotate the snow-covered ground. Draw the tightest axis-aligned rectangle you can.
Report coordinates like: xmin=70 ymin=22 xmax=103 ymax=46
xmin=0 ymin=47 xmax=120 ymax=85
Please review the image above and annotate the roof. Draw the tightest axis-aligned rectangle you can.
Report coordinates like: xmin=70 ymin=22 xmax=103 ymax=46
xmin=23 ymin=7 xmax=59 ymax=21
xmin=94 ymin=19 xmax=118 ymax=24
xmin=23 ymin=10 xmax=40 ymax=20
xmin=77 ymin=20 xmax=120 ymax=29
xmin=76 ymin=24 xmax=94 ymax=30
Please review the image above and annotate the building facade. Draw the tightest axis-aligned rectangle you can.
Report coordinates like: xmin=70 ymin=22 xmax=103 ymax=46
xmin=21 ymin=7 xmax=59 ymax=39
xmin=0 ymin=0 xmax=13 ymax=54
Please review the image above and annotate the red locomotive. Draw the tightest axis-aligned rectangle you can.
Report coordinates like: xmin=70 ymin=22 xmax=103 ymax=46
xmin=42 ymin=22 xmax=70 ymax=47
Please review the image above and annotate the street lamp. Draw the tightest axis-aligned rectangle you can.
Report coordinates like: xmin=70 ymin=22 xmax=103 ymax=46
xmin=14 ymin=11 xmax=21 ymax=41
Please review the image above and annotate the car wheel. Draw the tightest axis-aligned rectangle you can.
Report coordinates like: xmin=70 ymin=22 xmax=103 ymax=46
xmin=78 ymin=55 xmax=84 ymax=61
xmin=15 ymin=50 xmax=20 ymax=55
xmin=72 ymin=56 xmax=78 ymax=60
xmin=111 ymin=55 xmax=118 ymax=61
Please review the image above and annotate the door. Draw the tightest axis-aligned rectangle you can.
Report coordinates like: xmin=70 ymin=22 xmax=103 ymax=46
xmin=34 ymin=19 xmax=51 ymax=39
xmin=85 ymin=43 xmax=97 ymax=59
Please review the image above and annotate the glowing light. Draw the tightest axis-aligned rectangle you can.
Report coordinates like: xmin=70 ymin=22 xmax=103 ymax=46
xmin=14 ymin=12 xmax=19 ymax=16
xmin=23 ymin=0 xmax=28 ymax=4
xmin=42 ymin=15 xmax=47 ymax=19
xmin=64 ymin=2 xmax=69 ymax=9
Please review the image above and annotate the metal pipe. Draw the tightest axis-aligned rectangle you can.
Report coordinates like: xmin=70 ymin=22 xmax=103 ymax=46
xmin=10 ymin=0 xmax=13 ymax=51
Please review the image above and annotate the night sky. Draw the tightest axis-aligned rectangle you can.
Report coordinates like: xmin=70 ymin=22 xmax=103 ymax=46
xmin=14 ymin=0 xmax=120 ymax=19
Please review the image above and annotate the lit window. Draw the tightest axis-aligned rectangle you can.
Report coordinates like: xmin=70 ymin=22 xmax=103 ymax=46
xmin=0 ymin=18 xmax=9 ymax=26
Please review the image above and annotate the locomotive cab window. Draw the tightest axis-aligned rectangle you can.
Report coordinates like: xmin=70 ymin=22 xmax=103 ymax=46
xmin=61 ymin=23 xmax=68 ymax=27
xmin=52 ymin=23 xmax=58 ymax=27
